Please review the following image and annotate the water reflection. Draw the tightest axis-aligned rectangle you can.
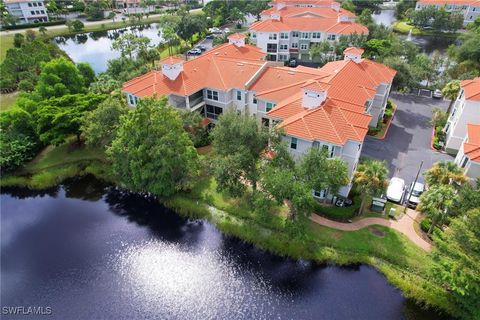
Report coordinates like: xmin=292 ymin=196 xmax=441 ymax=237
xmin=54 ymin=24 xmax=164 ymax=73
xmin=1 ymin=176 xmax=452 ymax=320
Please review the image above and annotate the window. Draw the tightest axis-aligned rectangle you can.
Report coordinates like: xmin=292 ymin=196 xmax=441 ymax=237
xmin=461 ymin=156 xmax=469 ymax=168
xmin=327 ymin=34 xmax=336 ymax=41
xmin=300 ymin=43 xmax=308 ymax=50
xmin=268 ymin=33 xmax=277 ymax=40
xmin=252 ymin=32 xmax=256 ymax=38
xmin=279 ymin=44 xmax=288 ymax=50
xmin=291 ymin=43 xmax=298 ymax=49
xmin=312 ymin=32 xmax=321 ymax=39
xmin=262 ymin=117 xmax=269 ymax=127
xmin=292 ymin=31 xmax=299 ymax=38
xmin=313 ymin=189 xmax=327 ymax=199
xmin=301 ymin=32 xmax=310 ymax=39
xmin=267 ymin=43 xmax=277 ymax=53
xmin=128 ymin=94 xmax=135 ymax=105
xmin=206 ymin=89 xmax=219 ymax=101
xmin=33 ymin=2 xmax=37 ymax=6
xmin=36 ymin=10 xmax=40 ymax=14
xmin=28 ymin=2 xmax=32 ymax=6
xmin=236 ymin=90 xmax=242 ymax=101
xmin=134 ymin=96 xmax=139 ymax=104
xmin=278 ymin=54 xmax=288 ymax=61
xmin=280 ymin=32 xmax=289 ymax=39
xmin=206 ymin=105 xmax=223 ymax=120
xmin=31 ymin=11 xmax=35 ymax=14
xmin=253 ymin=96 xmax=257 ymax=104
xmin=40 ymin=10 xmax=44 ymax=13
xmin=266 ymin=102 xmax=276 ymax=112
xmin=290 ymin=137 xmax=297 ymax=149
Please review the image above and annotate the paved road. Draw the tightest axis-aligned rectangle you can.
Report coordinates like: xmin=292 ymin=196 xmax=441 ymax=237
xmin=362 ymin=93 xmax=453 ymax=186
xmin=311 ymin=209 xmax=431 ymax=251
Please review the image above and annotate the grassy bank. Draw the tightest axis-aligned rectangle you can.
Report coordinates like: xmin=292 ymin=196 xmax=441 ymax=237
xmin=0 ymin=92 xmax=18 ymax=112
xmin=392 ymin=21 xmax=460 ymax=38
xmin=0 ymin=141 xmax=458 ymax=318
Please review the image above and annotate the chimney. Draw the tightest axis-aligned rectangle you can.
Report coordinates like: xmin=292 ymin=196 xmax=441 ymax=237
xmin=276 ymin=2 xmax=286 ymax=10
xmin=332 ymin=2 xmax=340 ymax=12
xmin=160 ymin=56 xmax=184 ymax=81
xmin=343 ymin=47 xmax=364 ymax=64
xmin=228 ymin=33 xmax=246 ymax=47
xmin=301 ymin=82 xmax=328 ymax=109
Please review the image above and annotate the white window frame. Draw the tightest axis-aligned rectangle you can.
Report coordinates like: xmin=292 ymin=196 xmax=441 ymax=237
xmin=280 ymin=32 xmax=289 ymax=39
xmin=268 ymin=33 xmax=278 ymax=40
xmin=291 ymin=43 xmax=298 ymax=49
xmin=290 ymin=137 xmax=298 ymax=150
xmin=206 ymin=89 xmax=219 ymax=101
xmin=266 ymin=101 xmax=276 ymax=112
xmin=300 ymin=43 xmax=308 ymax=50
xmin=301 ymin=32 xmax=310 ymax=39
xmin=279 ymin=44 xmax=288 ymax=51
xmin=236 ymin=90 xmax=242 ymax=101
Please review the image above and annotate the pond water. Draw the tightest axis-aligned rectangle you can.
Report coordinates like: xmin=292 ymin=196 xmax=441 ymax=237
xmin=0 ymin=176 xmax=451 ymax=320
xmin=54 ymin=24 xmax=164 ymax=73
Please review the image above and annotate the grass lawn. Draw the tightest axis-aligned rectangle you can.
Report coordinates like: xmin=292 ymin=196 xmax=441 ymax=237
xmin=392 ymin=21 xmax=461 ymax=38
xmin=0 ymin=92 xmax=18 ymax=112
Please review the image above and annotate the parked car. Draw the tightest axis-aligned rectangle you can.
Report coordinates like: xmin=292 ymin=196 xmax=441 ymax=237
xmin=223 ymin=27 xmax=230 ymax=33
xmin=205 ymin=35 xmax=214 ymax=39
xmin=406 ymin=182 xmax=425 ymax=208
xmin=432 ymin=89 xmax=443 ymax=99
xmin=187 ymin=48 xmax=202 ymax=55
xmin=386 ymin=177 xmax=405 ymax=203
xmin=288 ymin=58 xmax=297 ymax=67
xmin=196 ymin=45 xmax=207 ymax=51
xmin=208 ymin=27 xmax=222 ymax=34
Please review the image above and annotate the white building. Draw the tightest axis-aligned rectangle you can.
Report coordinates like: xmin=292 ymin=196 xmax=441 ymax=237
xmin=444 ymin=77 xmax=480 ymax=154
xmin=122 ymin=36 xmax=396 ymax=198
xmin=249 ymin=2 xmax=367 ymax=62
xmin=455 ymin=123 xmax=480 ymax=179
xmin=415 ymin=0 xmax=480 ymax=27
xmin=4 ymin=0 xmax=48 ymax=25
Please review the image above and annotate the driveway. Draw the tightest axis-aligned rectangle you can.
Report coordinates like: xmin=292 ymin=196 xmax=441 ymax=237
xmin=361 ymin=93 xmax=453 ymax=185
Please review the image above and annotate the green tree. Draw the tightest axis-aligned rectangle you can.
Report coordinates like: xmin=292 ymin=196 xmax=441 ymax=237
xmin=25 ymin=30 xmax=36 ymax=42
xmin=66 ymin=19 xmax=85 ymax=32
xmin=211 ymin=111 xmax=269 ymax=196
xmin=34 ymin=57 xmax=87 ymax=99
xmin=357 ymin=8 xmax=373 ymax=26
xmin=395 ymin=0 xmax=416 ymax=19
xmin=38 ymin=26 xmax=47 ymax=36
xmin=452 ymin=179 xmax=480 ymax=215
xmin=76 ymin=62 xmax=96 ymax=88
xmin=430 ymin=208 xmax=480 ymax=320
xmin=442 ymin=80 xmax=461 ymax=114
xmin=108 ymin=98 xmax=200 ymax=197
xmin=418 ymin=184 xmax=457 ymax=235
xmin=177 ymin=13 xmax=207 ymax=45
xmin=340 ymin=0 xmax=356 ymax=13
xmin=309 ymin=41 xmax=332 ymax=63
xmin=423 ymin=161 xmax=467 ymax=188
xmin=353 ymin=159 xmax=389 ymax=214
xmin=111 ymin=33 xmax=151 ymax=60
xmin=82 ymin=97 xmax=129 ymax=149
xmin=13 ymin=33 xmax=25 ymax=48
xmin=89 ymin=74 xmax=121 ymax=94
xmin=35 ymin=93 xmax=106 ymax=145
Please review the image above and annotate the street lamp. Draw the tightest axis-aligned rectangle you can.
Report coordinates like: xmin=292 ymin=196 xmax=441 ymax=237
xmin=404 ymin=160 xmax=423 ymax=213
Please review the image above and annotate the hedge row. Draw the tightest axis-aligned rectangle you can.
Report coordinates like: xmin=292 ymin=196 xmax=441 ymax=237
xmin=1 ymin=19 xmax=66 ymax=31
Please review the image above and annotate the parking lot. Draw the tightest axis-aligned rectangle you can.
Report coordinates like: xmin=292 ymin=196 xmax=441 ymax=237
xmin=361 ymin=93 xmax=453 ymax=188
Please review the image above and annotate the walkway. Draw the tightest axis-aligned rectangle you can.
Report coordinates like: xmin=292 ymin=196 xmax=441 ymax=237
xmin=311 ymin=209 xmax=432 ymax=251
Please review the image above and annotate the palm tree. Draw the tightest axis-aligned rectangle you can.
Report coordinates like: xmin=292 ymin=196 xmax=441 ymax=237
xmin=442 ymin=80 xmax=460 ymax=114
xmin=424 ymin=161 xmax=466 ymax=188
xmin=353 ymin=159 xmax=389 ymax=215
xmin=418 ymin=184 xmax=456 ymax=235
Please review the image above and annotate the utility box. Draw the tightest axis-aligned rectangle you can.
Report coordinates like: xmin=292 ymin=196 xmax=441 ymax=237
xmin=389 ymin=208 xmax=397 ymax=219
xmin=371 ymin=197 xmax=387 ymax=213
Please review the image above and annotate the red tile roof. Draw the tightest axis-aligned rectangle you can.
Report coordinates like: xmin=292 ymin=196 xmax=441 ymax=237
xmin=123 ymin=43 xmax=265 ymax=97
xmin=344 ymin=47 xmax=365 ymax=55
xmin=461 ymin=77 xmax=480 ymax=101
xmin=250 ymin=16 xmax=368 ymax=34
xmin=228 ymin=33 xmax=246 ymax=40
xmin=464 ymin=123 xmax=480 ymax=162
xmin=261 ymin=6 xmax=355 ymax=18
xmin=160 ymin=55 xmax=184 ymax=64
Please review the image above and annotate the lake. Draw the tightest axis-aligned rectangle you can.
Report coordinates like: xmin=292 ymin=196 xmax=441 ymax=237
xmin=54 ymin=24 xmax=164 ymax=73
xmin=0 ymin=176 xmax=450 ymax=320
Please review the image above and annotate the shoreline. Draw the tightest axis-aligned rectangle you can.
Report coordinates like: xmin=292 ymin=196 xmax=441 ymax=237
xmin=0 ymin=154 xmax=458 ymax=319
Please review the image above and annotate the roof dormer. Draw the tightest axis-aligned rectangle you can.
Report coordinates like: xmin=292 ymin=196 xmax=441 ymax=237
xmin=343 ymin=47 xmax=364 ymax=64
xmin=332 ymin=2 xmax=340 ymax=12
xmin=160 ymin=56 xmax=184 ymax=81
xmin=228 ymin=33 xmax=246 ymax=47
xmin=301 ymin=81 xmax=329 ymax=109
xmin=337 ymin=14 xmax=349 ymax=22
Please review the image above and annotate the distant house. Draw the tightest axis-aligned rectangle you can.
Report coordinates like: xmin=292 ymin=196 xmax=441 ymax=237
xmin=445 ymin=77 xmax=480 ymax=154
xmin=415 ymin=0 xmax=480 ymax=27
xmin=249 ymin=0 xmax=367 ymax=62
xmin=4 ymin=0 xmax=48 ymax=25
xmin=455 ymin=123 xmax=480 ymax=179
xmin=122 ymin=35 xmax=395 ymax=198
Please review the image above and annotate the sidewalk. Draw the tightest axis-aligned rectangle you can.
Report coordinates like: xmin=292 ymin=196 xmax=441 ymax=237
xmin=311 ymin=209 xmax=432 ymax=251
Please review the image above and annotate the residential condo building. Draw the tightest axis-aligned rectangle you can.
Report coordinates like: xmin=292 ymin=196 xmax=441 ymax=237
xmin=454 ymin=123 xmax=480 ymax=179
xmin=444 ymin=77 xmax=480 ymax=154
xmin=415 ymin=0 xmax=480 ymax=26
xmin=4 ymin=0 xmax=48 ymax=25
xmin=249 ymin=1 xmax=367 ymax=62
xmin=122 ymin=34 xmax=396 ymax=198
